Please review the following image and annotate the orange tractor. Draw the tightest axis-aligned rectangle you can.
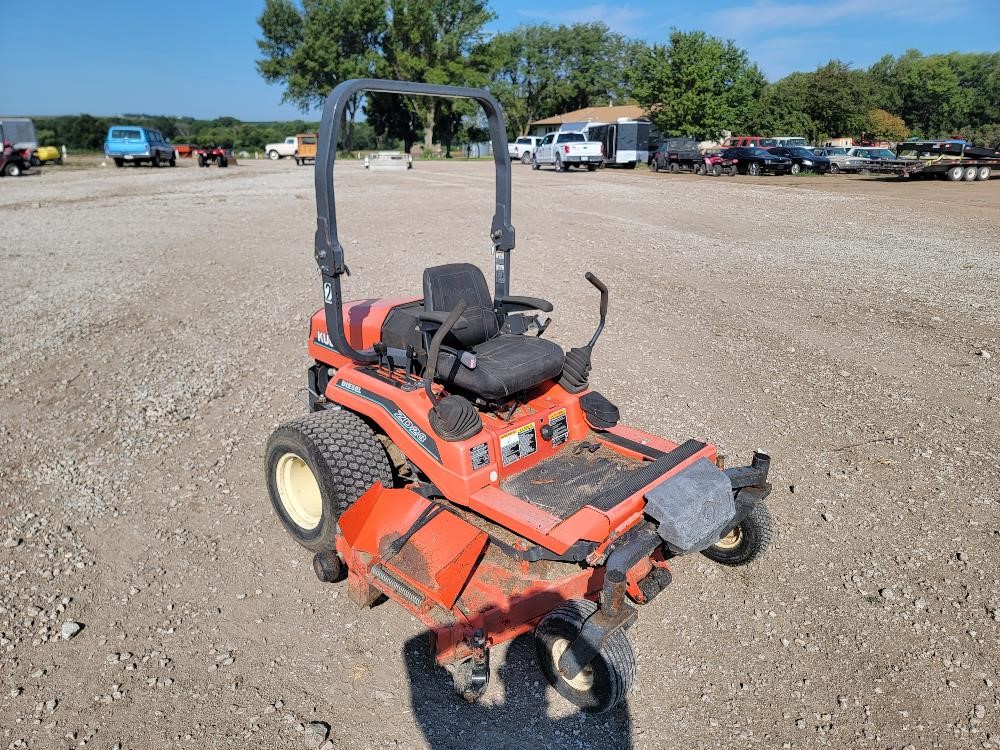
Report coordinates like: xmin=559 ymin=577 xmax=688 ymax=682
xmin=265 ymin=79 xmax=774 ymax=712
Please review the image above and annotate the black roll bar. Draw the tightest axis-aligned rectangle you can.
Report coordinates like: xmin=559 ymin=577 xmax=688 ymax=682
xmin=313 ymin=78 xmax=515 ymax=363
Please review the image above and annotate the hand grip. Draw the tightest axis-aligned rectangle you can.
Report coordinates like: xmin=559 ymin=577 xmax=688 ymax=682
xmin=585 ymin=272 xmax=609 ymax=320
xmin=424 ymin=300 xmax=468 ymax=407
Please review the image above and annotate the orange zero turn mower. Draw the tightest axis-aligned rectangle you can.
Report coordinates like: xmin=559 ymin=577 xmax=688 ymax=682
xmin=265 ymin=79 xmax=774 ymax=713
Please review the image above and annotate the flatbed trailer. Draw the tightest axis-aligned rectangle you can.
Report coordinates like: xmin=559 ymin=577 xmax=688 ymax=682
xmin=867 ymin=140 xmax=999 ymax=181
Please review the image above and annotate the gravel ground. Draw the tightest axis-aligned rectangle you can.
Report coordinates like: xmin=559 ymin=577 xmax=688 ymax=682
xmin=0 ymin=159 xmax=998 ymax=750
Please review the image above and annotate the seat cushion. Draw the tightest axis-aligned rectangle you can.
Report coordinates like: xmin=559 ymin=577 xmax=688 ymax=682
xmin=437 ymin=334 xmax=565 ymax=401
xmin=423 ymin=263 xmax=498 ymax=349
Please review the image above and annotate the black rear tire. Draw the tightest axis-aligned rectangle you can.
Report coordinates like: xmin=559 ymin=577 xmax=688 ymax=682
xmin=114 ymin=158 xmax=124 ymax=168
xmin=219 ymin=155 xmax=229 ymax=168
xmin=702 ymin=502 xmax=773 ymax=566
xmin=265 ymin=409 xmax=393 ymax=552
xmin=535 ymin=599 xmax=635 ymax=714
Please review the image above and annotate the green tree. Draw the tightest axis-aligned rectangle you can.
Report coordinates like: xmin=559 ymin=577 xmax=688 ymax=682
xmin=626 ymin=30 xmax=764 ymax=139
xmin=384 ymin=0 xmax=494 ymax=150
xmin=865 ymin=108 xmax=908 ymax=141
xmin=257 ymin=0 xmax=386 ymax=148
xmin=482 ymin=23 xmax=636 ymax=137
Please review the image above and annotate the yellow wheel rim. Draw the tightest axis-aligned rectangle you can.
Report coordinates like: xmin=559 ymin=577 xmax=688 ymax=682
xmin=550 ymin=637 xmax=595 ymax=691
xmin=714 ymin=526 xmax=743 ymax=551
xmin=275 ymin=452 xmax=323 ymax=530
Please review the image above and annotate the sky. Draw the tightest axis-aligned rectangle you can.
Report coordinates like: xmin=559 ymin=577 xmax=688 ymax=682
xmin=4 ymin=0 xmax=998 ymax=121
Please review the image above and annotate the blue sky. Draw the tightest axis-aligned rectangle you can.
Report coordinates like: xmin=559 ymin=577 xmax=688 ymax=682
xmin=4 ymin=0 xmax=997 ymax=120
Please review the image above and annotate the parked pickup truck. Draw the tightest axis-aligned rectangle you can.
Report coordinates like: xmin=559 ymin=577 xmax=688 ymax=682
xmin=531 ymin=131 xmax=603 ymax=172
xmin=265 ymin=136 xmax=297 ymax=160
xmin=508 ymin=135 xmax=542 ymax=164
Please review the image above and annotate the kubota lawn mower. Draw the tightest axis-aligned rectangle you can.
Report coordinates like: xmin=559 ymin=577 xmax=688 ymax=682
xmin=265 ymin=79 xmax=774 ymax=713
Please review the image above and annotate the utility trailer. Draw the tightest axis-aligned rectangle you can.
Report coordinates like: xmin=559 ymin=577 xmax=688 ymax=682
xmin=867 ymin=140 xmax=999 ymax=182
xmin=584 ymin=120 xmax=651 ymax=168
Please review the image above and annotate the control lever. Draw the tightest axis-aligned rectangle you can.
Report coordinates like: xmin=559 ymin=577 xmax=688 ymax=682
xmin=533 ymin=315 xmax=551 ymax=337
xmin=424 ymin=300 xmax=468 ymax=411
xmin=584 ymin=271 xmax=608 ymax=349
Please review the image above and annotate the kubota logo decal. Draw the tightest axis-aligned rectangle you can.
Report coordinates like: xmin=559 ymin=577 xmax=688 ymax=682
xmin=314 ymin=330 xmax=334 ymax=349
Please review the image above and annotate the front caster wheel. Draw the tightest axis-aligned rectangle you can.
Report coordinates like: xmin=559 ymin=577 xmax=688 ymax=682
xmin=535 ymin=599 xmax=635 ymax=714
xmin=702 ymin=502 xmax=773 ymax=566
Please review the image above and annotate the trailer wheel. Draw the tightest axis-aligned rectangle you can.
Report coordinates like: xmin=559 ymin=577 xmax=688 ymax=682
xmin=947 ymin=166 xmax=964 ymax=181
xmin=702 ymin=502 xmax=773 ymax=567
xmin=521 ymin=151 xmax=531 ymax=164
xmin=535 ymin=599 xmax=635 ymax=714
xmin=963 ymin=166 xmax=978 ymax=181
xmin=978 ymin=166 xmax=992 ymax=181
xmin=265 ymin=409 xmax=393 ymax=552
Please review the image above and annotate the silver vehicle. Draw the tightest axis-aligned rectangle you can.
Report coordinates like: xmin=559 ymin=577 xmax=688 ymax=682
xmin=508 ymin=136 xmax=542 ymax=164
xmin=814 ymin=146 xmax=865 ymax=174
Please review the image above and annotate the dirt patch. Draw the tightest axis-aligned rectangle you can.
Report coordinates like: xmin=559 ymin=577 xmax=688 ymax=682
xmin=1 ymin=160 xmax=998 ymax=749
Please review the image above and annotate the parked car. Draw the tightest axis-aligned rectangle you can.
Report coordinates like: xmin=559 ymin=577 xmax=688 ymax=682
xmin=847 ymin=147 xmax=897 ymax=167
xmin=767 ymin=146 xmax=830 ymax=174
xmin=813 ymin=147 xmax=865 ymax=173
xmin=1 ymin=140 xmax=30 ymax=176
xmin=104 ymin=126 xmax=176 ymax=167
xmin=720 ymin=147 xmax=792 ymax=175
xmin=531 ymin=131 xmax=603 ymax=172
xmin=649 ymin=138 xmax=701 ymax=173
xmin=508 ymin=136 xmax=543 ymax=164
xmin=724 ymin=135 xmax=778 ymax=149
xmin=31 ymin=145 xmax=62 ymax=166
xmin=294 ymin=133 xmax=318 ymax=165
xmin=265 ymin=136 xmax=297 ymax=160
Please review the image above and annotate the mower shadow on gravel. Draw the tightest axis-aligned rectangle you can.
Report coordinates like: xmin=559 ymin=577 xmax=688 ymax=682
xmin=403 ymin=633 xmax=634 ymax=749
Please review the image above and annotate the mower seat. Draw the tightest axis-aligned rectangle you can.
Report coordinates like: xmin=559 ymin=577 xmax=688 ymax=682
xmin=423 ymin=263 xmax=564 ymax=401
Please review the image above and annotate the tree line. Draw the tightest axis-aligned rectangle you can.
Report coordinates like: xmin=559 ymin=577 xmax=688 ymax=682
xmin=31 ymin=113 xmax=387 ymax=152
xmin=257 ymin=0 xmax=1000 ymax=149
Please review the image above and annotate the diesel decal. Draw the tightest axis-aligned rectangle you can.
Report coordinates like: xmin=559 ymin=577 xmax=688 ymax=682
xmin=335 ymin=380 xmax=441 ymax=461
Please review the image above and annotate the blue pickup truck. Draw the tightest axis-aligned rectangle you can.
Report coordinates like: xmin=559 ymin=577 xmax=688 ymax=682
xmin=104 ymin=126 xmax=176 ymax=168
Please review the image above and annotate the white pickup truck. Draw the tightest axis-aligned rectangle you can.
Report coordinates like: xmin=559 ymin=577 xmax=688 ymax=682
xmin=531 ymin=131 xmax=603 ymax=171
xmin=508 ymin=135 xmax=542 ymax=164
xmin=264 ymin=136 xmax=297 ymax=160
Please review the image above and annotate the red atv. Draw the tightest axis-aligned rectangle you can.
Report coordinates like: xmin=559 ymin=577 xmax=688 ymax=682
xmin=695 ymin=152 xmax=736 ymax=176
xmin=1 ymin=141 xmax=30 ymax=177
xmin=196 ymin=145 xmax=229 ymax=168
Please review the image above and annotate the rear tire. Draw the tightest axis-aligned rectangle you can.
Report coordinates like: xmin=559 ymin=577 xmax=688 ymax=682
xmin=702 ymin=502 xmax=773 ymax=567
xmin=268 ymin=149 xmax=280 ymax=160
xmin=535 ymin=599 xmax=635 ymax=714
xmin=114 ymin=158 xmax=124 ymax=168
xmin=830 ymin=163 xmax=840 ymax=174
xmin=587 ymin=164 xmax=597 ymax=172
xmin=152 ymin=154 xmax=161 ymax=168
xmin=555 ymin=154 xmax=564 ymax=172
xmin=219 ymin=155 xmax=229 ymax=168
xmin=978 ymin=166 xmax=992 ymax=181
xmin=265 ymin=409 xmax=393 ymax=552
xmin=947 ymin=165 xmax=964 ymax=181
xmin=712 ymin=164 xmax=721 ymax=176
xmin=748 ymin=162 xmax=761 ymax=176
xmin=963 ymin=166 xmax=978 ymax=181
xmin=4 ymin=162 xmax=21 ymax=177
xmin=169 ymin=156 xmax=176 ymax=167
xmin=650 ymin=160 xmax=658 ymax=173
xmin=521 ymin=151 xmax=531 ymax=164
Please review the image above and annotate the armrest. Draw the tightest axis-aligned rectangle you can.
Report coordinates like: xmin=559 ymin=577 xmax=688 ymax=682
xmin=496 ymin=295 xmax=554 ymax=313
xmin=417 ymin=310 xmax=468 ymax=331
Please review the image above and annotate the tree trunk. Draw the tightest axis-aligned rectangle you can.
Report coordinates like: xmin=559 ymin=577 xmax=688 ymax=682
xmin=423 ymin=100 xmax=436 ymax=152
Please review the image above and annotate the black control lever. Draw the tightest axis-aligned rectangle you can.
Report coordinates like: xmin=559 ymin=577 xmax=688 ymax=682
xmin=424 ymin=300 xmax=468 ymax=411
xmin=585 ymin=272 xmax=609 ymax=349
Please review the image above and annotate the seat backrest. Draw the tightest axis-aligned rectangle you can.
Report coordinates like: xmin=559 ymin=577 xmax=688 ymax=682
xmin=422 ymin=263 xmax=498 ymax=349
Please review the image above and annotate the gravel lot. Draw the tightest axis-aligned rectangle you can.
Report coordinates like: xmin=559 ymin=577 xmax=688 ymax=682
xmin=1 ymin=159 xmax=998 ymax=749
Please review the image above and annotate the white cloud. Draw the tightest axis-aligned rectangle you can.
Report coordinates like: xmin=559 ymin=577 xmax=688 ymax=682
xmin=708 ymin=0 xmax=962 ymax=37
xmin=517 ymin=4 xmax=649 ymax=35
